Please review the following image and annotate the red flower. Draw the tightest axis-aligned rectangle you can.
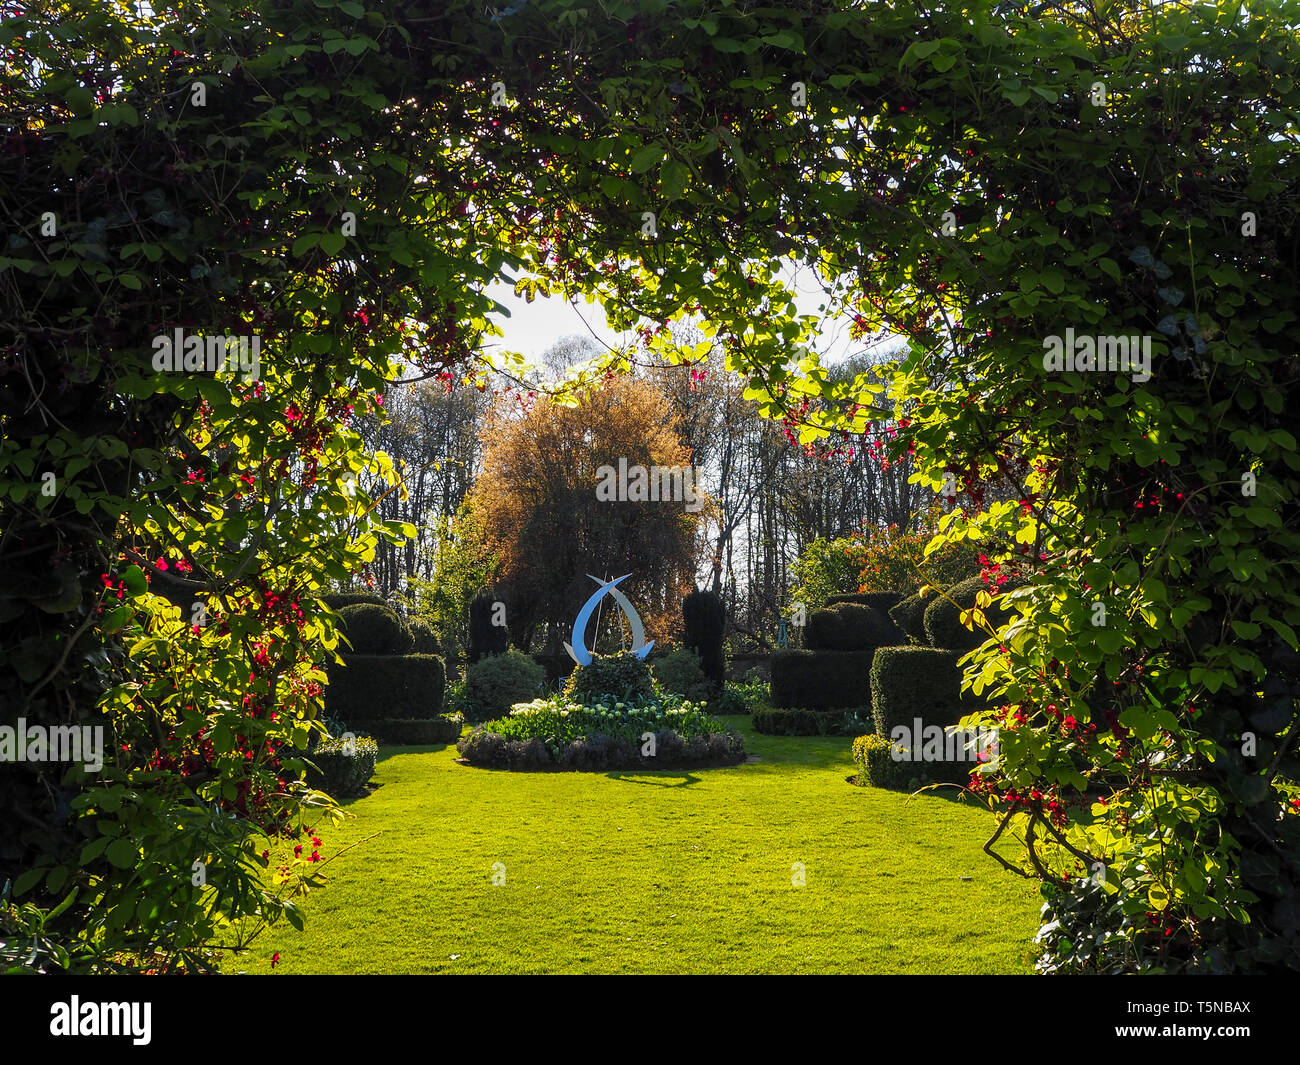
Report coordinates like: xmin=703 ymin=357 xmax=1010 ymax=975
xmin=271 ymin=952 xmax=280 ymax=969
xmin=1062 ymin=716 xmax=1077 ymax=731
xmin=156 ymin=557 xmax=169 ymax=571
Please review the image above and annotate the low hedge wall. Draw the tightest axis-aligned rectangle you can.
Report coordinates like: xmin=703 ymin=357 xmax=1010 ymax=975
xmin=301 ymin=734 xmax=379 ymax=799
xmin=457 ymin=727 xmax=746 ymax=771
xmin=325 ymin=653 xmax=446 ymax=721
xmin=770 ymin=649 xmax=873 ymax=710
xmin=751 ymin=707 xmax=873 ymax=737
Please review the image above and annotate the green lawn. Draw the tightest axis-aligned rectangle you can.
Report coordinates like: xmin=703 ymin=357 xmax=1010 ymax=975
xmin=223 ymin=717 xmax=1041 ymax=974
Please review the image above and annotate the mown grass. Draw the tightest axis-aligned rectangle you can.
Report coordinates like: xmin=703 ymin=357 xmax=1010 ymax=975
xmin=222 ymin=717 xmax=1040 ymax=974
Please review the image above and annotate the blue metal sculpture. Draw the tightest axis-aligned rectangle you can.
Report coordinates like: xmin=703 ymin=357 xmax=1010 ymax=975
xmin=564 ymin=574 xmax=654 ymax=665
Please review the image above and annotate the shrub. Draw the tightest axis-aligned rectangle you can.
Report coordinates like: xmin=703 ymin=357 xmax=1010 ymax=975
xmin=564 ymin=652 xmax=656 ymax=706
xmin=889 ymin=593 xmax=930 ymax=643
xmin=365 ymin=717 xmax=461 ymax=746
xmin=458 ymin=727 xmax=509 ymax=768
xmin=652 ymin=647 xmax=711 ymax=701
xmin=337 ymin=602 xmax=413 ymax=655
xmin=805 ymin=602 xmax=894 ymax=651
xmin=923 ymin=575 xmax=1027 ymax=652
xmin=828 ymin=591 xmax=903 ymax=615
xmin=682 ymin=587 xmax=726 ymax=694
xmin=405 ymin=618 xmax=441 ymax=654
xmin=869 ymin=646 xmax=964 ymax=738
xmin=769 ymin=649 xmax=873 ymax=710
xmin=751 ymin=707 xmax=872 ymax=737
xmin=707 ymin=686 xmax=748 ymax=716
xmin=465 ymin=648 xmax=545 ymax=721
xmin=455 ymin=704 xmax=746 ymax=772
xmin=852 ymin=733 xmax=912 ymax=789
xmin=303 ymin=735 xmax=379 ymax=799
xmin=321 ymin=592 xmax=388 ymax=611
xmin=326 ymin=654 xmax=445 ymax=721
xmin=467 ymin=592 xmax=509 ymax=662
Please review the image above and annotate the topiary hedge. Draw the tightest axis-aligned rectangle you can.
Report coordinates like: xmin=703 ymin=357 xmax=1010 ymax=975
xmin=852 ymin=733 xmax=912 ymax=790
xmin=888 ymin=592 xmax=931 ymax=644
xmin=326 ymin=654 xmax=446 ymax=721
xmin=682 ymin=587 xmax=726 ymax=695
xmin=828 ymin=591 xmax=904 ymax=615
xmin=805 ymin=602 xmax=895 ymax=651
xmin=869 ymin=646 xmax=964 ymax=738
xmin=922 ymin=575 xmax=1027 ymax=653
xmin=770 ymin=649 xmax=873 ymax=711
xmin=321 ymin=592 xmax=388 ymax=611
xmin=405 ymin=618 xmax=441 ymax=654
xmin=303 ymin=734 xmax=379 ymax=799
xmin=337 ymin=602 xmax=414 ymax=655
xmin=751 ymin=707 xmax=873 ymax=737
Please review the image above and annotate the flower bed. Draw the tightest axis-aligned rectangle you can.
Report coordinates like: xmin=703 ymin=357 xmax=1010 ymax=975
xmin=457 ymin=694 xmax=746 ymax=771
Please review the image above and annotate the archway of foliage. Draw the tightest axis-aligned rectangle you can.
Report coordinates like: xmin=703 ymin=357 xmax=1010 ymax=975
xmin=1 ymin=0 xmax=1297 ymax=972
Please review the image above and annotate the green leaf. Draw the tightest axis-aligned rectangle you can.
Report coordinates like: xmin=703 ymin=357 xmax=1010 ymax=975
xmin=629 ymin=144 xmax=663 ymax=174
xmin=65 ymin=86 xmax=94 ymax=117
xmin=106 ymin=838 xmax=138 ymax=869
xmin=13 ymin=867 xmax=46 ymax=896
xmin=659 ymin=158 xmax=688 ymax=202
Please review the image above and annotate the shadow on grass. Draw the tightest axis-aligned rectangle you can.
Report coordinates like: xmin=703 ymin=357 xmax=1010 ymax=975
xmin=605 ymin=771 xmax=701 ymax=788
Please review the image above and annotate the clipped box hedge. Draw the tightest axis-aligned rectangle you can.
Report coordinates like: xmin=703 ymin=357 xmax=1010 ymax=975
xmin=869 ymin=645 xmax=965 ymax=738
xmin=303 ymin=735 xmax=379 ymax=799
xmin=326 ymin=653 xmax=446 ymax=721
xmin=337 ymin=602 xmax=414 ymax=655
xmin=752 ymin=707 xmax=872 ymax=737
xmin=805 ymin=602 xmax=894 ymax=652
xmin=770 ymin=649 xmax=873 ymax=711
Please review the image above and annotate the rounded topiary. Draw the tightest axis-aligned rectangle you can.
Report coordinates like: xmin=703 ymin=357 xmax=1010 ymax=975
xmin=805 ymin=602 xmax=894 ymax=651
xmin=889 ymin=592 xmax=930 ymax=643
xmin=828 ymin=591 xmax=904 ymax=615
xmin=465 ymin=648 xmax=545 ymax=721
xmin=321 ymin=592 xmax=388 ymax=611
xmin=337 ymin=602 xmax=413 ymax=655
xmin=406 ymin=618 xmax=441 ymax=654
xmin=563 ymin=651 xmax=656 ymax=706
xmin=651 ymin=647 xmax=711 ymax=702
xmin=922 ymin=575 xmax=1028 ymax=653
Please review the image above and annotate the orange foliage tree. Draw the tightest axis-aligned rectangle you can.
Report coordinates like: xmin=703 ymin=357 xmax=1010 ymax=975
xmin=466 ymin=377 xmax=706 ymax=653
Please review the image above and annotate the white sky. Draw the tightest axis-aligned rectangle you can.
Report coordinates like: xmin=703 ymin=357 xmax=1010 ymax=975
xmin=483 ymin=258 xmax=894 ymax=368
